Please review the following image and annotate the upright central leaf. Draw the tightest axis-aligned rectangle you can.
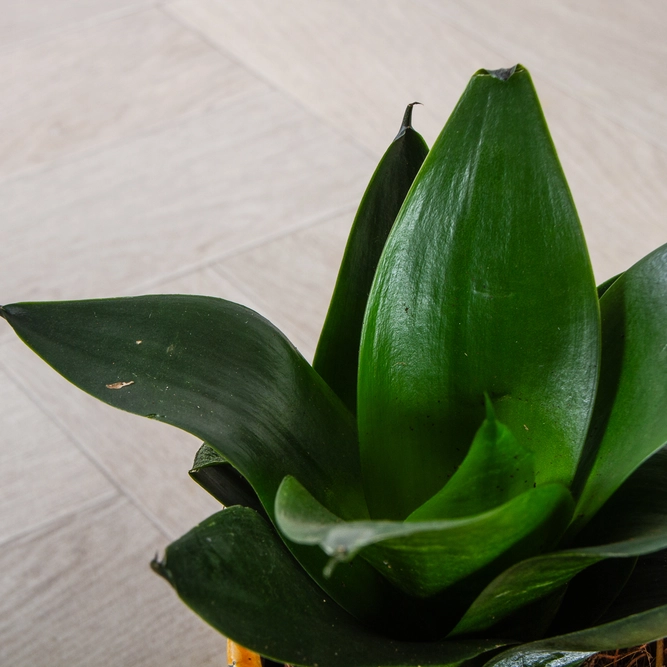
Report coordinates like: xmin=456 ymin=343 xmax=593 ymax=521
xmin=357 ymin=65 xmax=600 ymax=520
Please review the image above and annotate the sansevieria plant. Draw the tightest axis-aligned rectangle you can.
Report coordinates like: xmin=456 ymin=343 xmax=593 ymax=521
xmin=2 ymin=64 xmax=667 ymax=667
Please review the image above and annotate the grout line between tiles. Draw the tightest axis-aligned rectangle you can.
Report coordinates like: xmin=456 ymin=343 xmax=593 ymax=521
xmin=0 ymin=359 xmax=177 ymax=542
xmin=0 ymin=2 xmax=162 ymax=57
xmin=129 ymin=201 xmax=357 ymax=294
xmin=0 ymin=84 xmax=266 ymax=189
xmin=0 ymin=490 xmax=119 ymax=550
xmin=159 ymin=3 xmax=379 ymax=163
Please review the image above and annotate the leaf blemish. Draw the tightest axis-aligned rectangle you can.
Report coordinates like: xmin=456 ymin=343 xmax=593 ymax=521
xmin=106 ymin=380 xmax=135 ymax=390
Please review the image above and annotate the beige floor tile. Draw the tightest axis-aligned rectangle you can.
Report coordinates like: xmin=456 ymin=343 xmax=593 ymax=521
xmin=0 ymin=268 xmax=273 ymax=540
xmin=215 ymin=210 xmax=355 ymax=362
xmin=146 ymin=262 xmax=316 ymax=355
xmin=0 ymin=495 xmax=224 ymax=666
xmin=0 ymin=336 xmax=218 ymax=541
xmin=0 ymin=87 xmax=372 ymax=307
xmin=420 ymin=0 xmax=667 ymax=152
xmin=536 ymin=84 xmax=667 ymax=283
xmin=166 ymin=0 xmax=667 ymax=283
xmin=164 ymin=0 xmax=505 ymax=155
xmin=0 ymin=363 xmax=116 ymax=544
xmin=140 ymin=264 xmax=263 ymax=302
xmin=0 ymin=7 xmax=263 ymax=178
xmin=0 ymin=0 xmax=154 ymax=49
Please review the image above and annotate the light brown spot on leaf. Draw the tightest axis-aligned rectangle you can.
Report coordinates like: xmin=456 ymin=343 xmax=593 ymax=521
xmin=106 ymin=381 xmax=135 ymax=390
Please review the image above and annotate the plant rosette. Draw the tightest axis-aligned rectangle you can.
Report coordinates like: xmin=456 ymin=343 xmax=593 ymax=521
xmin=2 ymin=65 xmax=667 ymax=667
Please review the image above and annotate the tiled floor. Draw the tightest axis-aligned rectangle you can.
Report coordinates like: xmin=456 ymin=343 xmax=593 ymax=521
xmin=1 ymin=1 xmax=665 ymax=664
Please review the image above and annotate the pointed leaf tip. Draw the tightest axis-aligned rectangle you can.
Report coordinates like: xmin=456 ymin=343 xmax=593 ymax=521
xmin=150 ymin=553 xmax=173 ymax=585
xmin=0 ymin=306 xmax=6 ymax=320
xmin=395 ymin=101 xmax=422 ymax=140
xmin=485 ymin=65 xmax=519 ymax=80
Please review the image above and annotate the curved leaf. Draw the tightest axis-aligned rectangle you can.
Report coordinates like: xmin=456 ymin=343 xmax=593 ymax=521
xmin=449 ymin=553 xmax=605 ymax=638
xmin=485 ymin=650 xmax=594 ymax=667
xmin=153 ymin=506 xmax=511 ymax=667
xmin=276 ymin=475 xmax=573 ymax=599
xmin=313 ymin=104 xmax=428 ymax=413
xmin=357 ymin=65 xmax=600 ymax=520
xmin=548 ymin=558 xmax=637 ymax=635
xmin=0 ymin=296 xmax=387 ymax=623
xmin=574 ymin=444 xmax=667 ymax=549
xmin=189 ymin=443 xmax=266 ymax=516
xmin=571 ymin=243 xmax=667 ymax=533
xmin=450 ymin=444 xmax=667 ymax=637
xmin=600 ymin=549 xmax=667 ymax=622
xmin=485 ymin=604 xmax=667 ymax=667
xmin=485 ymin=587 xmax=569 ymax=643
xmin=407 ymin=398 xmax=534 ymax=521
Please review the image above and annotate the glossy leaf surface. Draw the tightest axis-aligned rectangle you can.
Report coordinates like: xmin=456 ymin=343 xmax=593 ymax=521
xmin=486 ymin=650 xmax=594 ymax=667
xmin=451 ymin=444 xmax=667 ymax=637
xmin=154 ymin=506 xmax=510 ymax=667
xmin=276 ymin=475 xmax=573 ymax=598
xmin=0 ymin=296 xmax=390 ymax=622
xmin=357 ymin=65 xmax=600 ymax=520
xmin=486 ymin=603 xmax=667 ymax=667
xmin=407 ymin=399 xmax=534 ymax=521
xmin=572 ymin=243 xmax=667 ymax=533
xmin=314 ymin=104 xmax=428 ymax=413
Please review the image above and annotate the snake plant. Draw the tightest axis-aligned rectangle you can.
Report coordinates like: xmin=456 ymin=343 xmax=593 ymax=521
xmin=2 ymin=64 xmax=667 ymax=667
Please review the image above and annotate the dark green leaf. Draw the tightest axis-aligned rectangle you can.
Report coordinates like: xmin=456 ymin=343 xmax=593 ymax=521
xmin=155 ymin=506 xmax=510 ymax=667
xmin=451 ymin=445 xmax=667 ymax=637
xmin=189 ymin=443 xmax=266 ymax=516
xmin=487 ymin=587 xmax=569 ymax=643
xmin=276 ymin=475 xmax=573 ymax=599
xmin=450 ymin=553 xmax=604 ymax=638
xmin=451 ymin=549 xmax=658 ymax=640
xmin=191 ymin=441 xmax=226 ymax=469
xmin=486 ymin=603 xmax=667 ymax=667
xmin=313 ymin=104 xmax=428 ymax=414
xmin=357 ymin=65 xmax=600 ymax=520
xmin=571 ymin=244 xmax=667 ymax=534
xmin=573 ymin=445 xmax=667 ymax=549
xmin=549 ymin=558 xmax=637 ymax=635
xmin=601 ymin=549 xmax=667 ymax=622
xmin=407 ymin=398 xmax=534 ymax=521
xmin=0 ymin=296 xmax=386 ymax=623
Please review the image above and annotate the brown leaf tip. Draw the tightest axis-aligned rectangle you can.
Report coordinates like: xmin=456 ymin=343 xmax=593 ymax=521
xmin=486 ymin=65 xmax=518 ymax=81
xmin=150 ymin=553 xmax=174 ymax=585
xmin=394 ymin=102 xmax=422 ymax=141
